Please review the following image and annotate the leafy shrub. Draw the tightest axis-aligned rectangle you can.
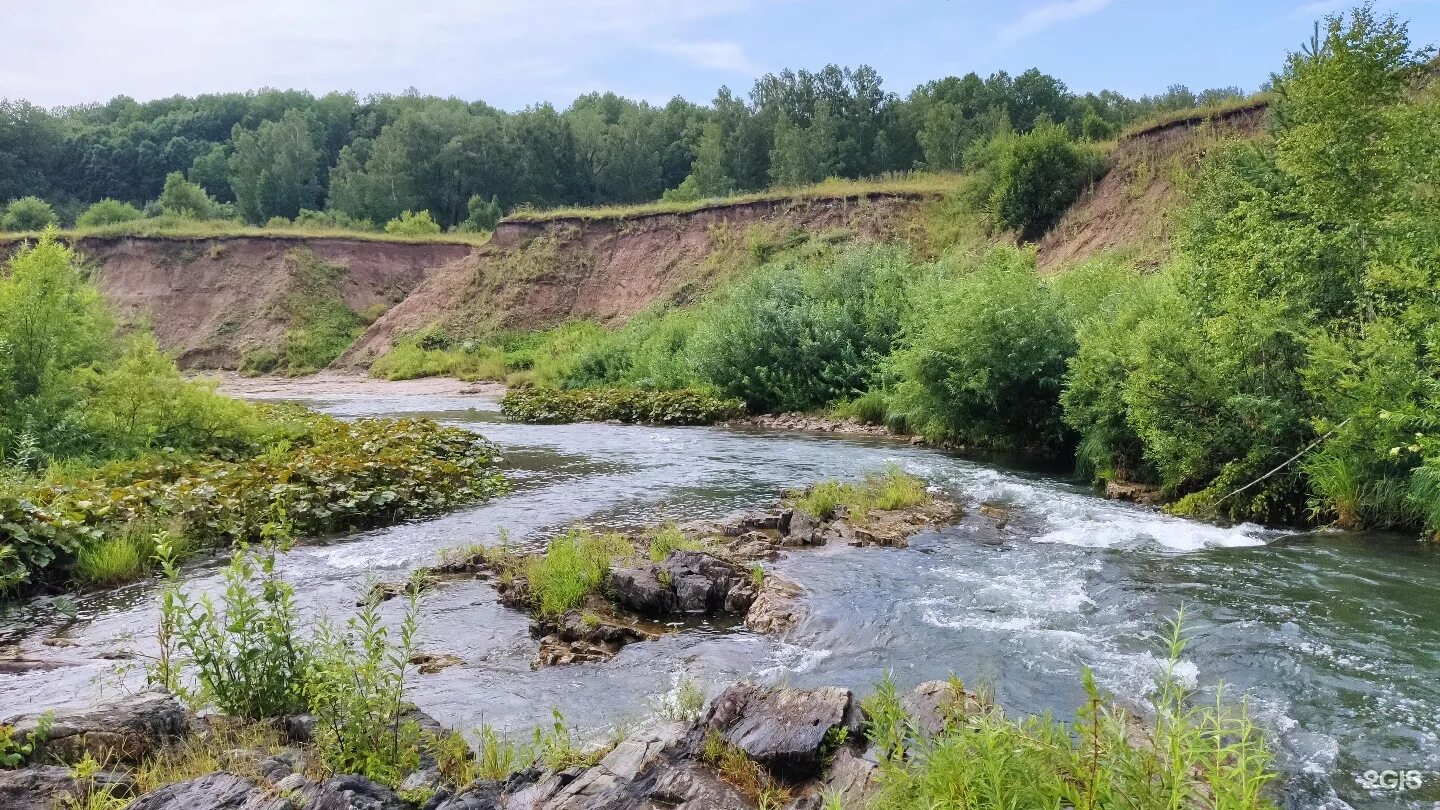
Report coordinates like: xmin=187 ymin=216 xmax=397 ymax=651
xmin=989 ymin=122 xmax=1101 ymax=238
xmin=294 ymin=208 xmax=377 ymax=232
xmin=155 ymin=172 xmax=216 ymax=219
xmin=687 ymin=245 xmax=914 ymax=412
xmin=891 ymin=247 xmax=1079 ymax=451
xmin=76 ymin=199 xmax=143 ymax=228
xmin=384 ymin=209 xmax=441 ymax=236
xmin=501 ymin=386 xmax=743 ymax=425
xmin=1 ymin=197 xmax=58 ymax=231
xmin=308 ymin=586 xmax=423 ymax=785
xmin=458 ymin=195 xmax=502 ymax=232
xmin=153 ymin=525 xmax=309 ymax=719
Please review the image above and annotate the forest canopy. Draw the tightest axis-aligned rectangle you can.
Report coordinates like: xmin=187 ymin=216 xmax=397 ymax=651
xmin=0 ymin=67 xmax=1243 ymax=229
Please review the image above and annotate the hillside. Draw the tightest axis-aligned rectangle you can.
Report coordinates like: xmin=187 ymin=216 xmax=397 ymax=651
xmin=0 ymin=235 xmax=477 ymax=369
xmin=1035 ymin=100 xmax=1270 ymax=271
xmin=340 ymin=190 xmax=938 ymax=366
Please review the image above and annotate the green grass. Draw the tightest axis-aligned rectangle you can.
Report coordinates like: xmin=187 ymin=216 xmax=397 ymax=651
xmin=788 ymin=466 xmax=932 ymax=522
xmin=866 ymin=616 xmax=1277 ymax=810
xmin=1120 ymin=93 xmax=1273 ymax=140
xmin=646 ymin=524 xmax=703 ymax=562
xmin=0 ymin=216 xmax=491 ymax=245
xmin=371 ymin=344 xmax=507 ymax=382
xmin=73 ymin=535 xmax=149 ymax=587
xmin=502 ymin=174 xmax=963 ymax=223
xmin=523 ymin=530 xmax=636 ymax=617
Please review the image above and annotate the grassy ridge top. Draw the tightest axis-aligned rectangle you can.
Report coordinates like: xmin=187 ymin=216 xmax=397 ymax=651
xmin=1120 ymin=93 xmax=1273 ymax=140
xmin=499 ymin=174 xmax=963 ymax=223
xmin=0 ymin=217 xmax=493 ymax=246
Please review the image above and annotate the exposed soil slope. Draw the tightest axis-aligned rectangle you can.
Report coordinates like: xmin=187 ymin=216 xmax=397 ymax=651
xmin=44 ymin=236 xmax=474 ymax=368
xmin=340 ymin=192 xmax=932 ymax=366
xmin=1035 ymin=102 xmax=1269 ymax=272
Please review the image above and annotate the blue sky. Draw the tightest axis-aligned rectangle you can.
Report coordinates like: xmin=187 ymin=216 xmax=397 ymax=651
xmin=6 ymin=0 xmax=1439 ymax=110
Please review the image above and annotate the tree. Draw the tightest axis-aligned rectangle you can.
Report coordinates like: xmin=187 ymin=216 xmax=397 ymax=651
xmin=687 ymin=121 xmax=734 ymax=197
xmin=155 ymin=172 xmax=215 ymax=218
xmin=228 ymin=109 xmax=322 ymax=223
xmin=458 ymin=195 xmax=501 ymax=232
xmin=1 ymin=197 xmax=58 ymax=231
xmin=76 ymin=198 xmax=143 ymax=228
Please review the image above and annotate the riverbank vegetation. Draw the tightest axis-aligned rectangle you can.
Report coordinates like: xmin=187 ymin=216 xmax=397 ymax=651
xmin=0 ymin=235 xmax=506 ymax=596
xmin=460 ymin=8 xmax=1440 ymax=538
xmin=500 ymin=386 xmax=744 ymax=425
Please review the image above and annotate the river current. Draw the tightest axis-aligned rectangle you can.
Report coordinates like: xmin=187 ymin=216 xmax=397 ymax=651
xmin=2 ymin=388 xmax=1437 ymax=809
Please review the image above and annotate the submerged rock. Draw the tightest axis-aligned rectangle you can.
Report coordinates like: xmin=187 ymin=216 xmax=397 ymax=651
xmin=409 ymin=652 xmax=466 ymax=674
xmin=743 ymin=575 xmax=806 ymax=635
xmin=2 ymin=688 xmax=189 ymax=766
xmin=530 ymin=609 xmax=656 ymax=668
xmin=1104 ymin=480 xmax=1161 ymax=504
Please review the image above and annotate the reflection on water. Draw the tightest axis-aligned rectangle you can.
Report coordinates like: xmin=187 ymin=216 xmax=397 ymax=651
xmin=3 ymin=391 xmax=1438 ymax=810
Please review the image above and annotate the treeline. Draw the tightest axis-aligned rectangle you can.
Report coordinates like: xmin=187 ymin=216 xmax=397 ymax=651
xmin=0 ymin=66 xmax=1243 ymax=230
xmin=446 ymin=8 xmax=1440 ymax=535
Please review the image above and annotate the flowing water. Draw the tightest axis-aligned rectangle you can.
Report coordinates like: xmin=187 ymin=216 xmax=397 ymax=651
xmin=3 ymin=387 xmax=1438 ymax=809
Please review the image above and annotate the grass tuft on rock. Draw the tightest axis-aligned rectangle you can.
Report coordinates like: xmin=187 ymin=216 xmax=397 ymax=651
xmin=523 ymin=530 xmax=635 ymax=617
xmin=789 ymin=466 xmax=931 ymax=522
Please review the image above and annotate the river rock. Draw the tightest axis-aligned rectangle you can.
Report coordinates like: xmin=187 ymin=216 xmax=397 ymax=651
xmin=743 ymin=575 xmax=806 ymax=635
xmin=605 ymin=551 xmax=757 ymax=619
xmin=705 ymin=682 xmax=864 ymax=781
xmin=820 ymin=748 xmax=880 ymax=808
xmin=1104 ymin=480 xmax=1161 ymax=504
xmin=300 ymin=774 xmax=413 ymax=810
xmin=783 ymin=509 xmax=823 ymax=545
xmin=0 ymin=765 xmax=135 ymax=810
xmin=901 ymin=680 xmax=982 ymax=736
xmin=537 ymin=722 xmax=690 ymax=809
xmin=410 ymin=652 xmax=466 ymax=674
xmin=531 ymin=610 xmax=655 ymax=667
xmin=127 ymin=772 xmax=285 ymax=810
xmin=3 ymin=688 xmax=189 ymax=766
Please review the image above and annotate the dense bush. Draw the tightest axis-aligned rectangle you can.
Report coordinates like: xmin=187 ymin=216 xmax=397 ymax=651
xmin=76 ymin=198 xmax=144 ymax=228
xmin=686 ymin=244 xmax=915 ymax=411
xmin=501 ymin=386 xmax=743 ymax=425
xmin=384 ymin=209 xmax=441 ymax=235
xmin=372 ymin=343 xmax=507 ymax=382
xmin=989 ymin=122 xmax=1101 ymax=238
xmin=156 ymin=172 xmax=218 ymax=219
xmin=0 ymin=197 xmax=58 ymax=231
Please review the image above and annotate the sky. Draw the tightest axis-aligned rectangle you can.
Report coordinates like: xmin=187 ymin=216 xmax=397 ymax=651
xmin=4 ymin=0 xmax=1439 ymax=110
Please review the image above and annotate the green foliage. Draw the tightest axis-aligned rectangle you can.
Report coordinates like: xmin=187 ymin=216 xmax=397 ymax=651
xmin=0 ymin=712 xmax=51 ymax=768
xmin=522 ymin=530 xmax=635 ymax=617
xmin=155 ymin=172 xmax=217 ymax=219
xmin=1 ymin=196 xmax=58 ymax=231
xmin=891 ymin=246 xmax=1093 ymax=451
xmin=458 ymin=195 xmax=502 ymax=232
xmin=229 ymin=109 xmax=323 ymax=224
xmin=384 ymin=209 xmax=441 ymax=236
xmin=269 ymin=249 xmax=365 ymax=374
xmin=687 ymin=244 xmax=916 ymax=412
xmin=989 ymin=121 xmax=1101 ymax=238
xmin=154 ymin=521 xmax=309 ymax=719
xmin=867 ymin=615 xmax=1277 ymax=810
xmin=1 ymin=409 xmax=506 ymax=593
xmin=647 ymin=524 xmax=701 ymax=562
xmin=371 ymin=343 xmax=506 ymax=382
xmin=501 ymin=386 xmax=743 ymax=425
xmin=293 ymin=208 xmax=376 ymax=232
xmin=308 ymin=585 xmax=423 ymax=786
xmin=75 ymin=199 xmax=143 ymax=228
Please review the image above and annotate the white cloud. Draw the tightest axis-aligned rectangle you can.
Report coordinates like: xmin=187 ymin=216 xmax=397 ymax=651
xmin=997 ymin=0 xmax=1116 ymax=47
xmin=652 ymin=40 xmax=756 ymax=73
xmin=2 ymin=0 xmax=762 ymax=108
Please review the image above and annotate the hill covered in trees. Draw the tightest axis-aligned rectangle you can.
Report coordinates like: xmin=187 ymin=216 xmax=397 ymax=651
xmin=0 ymin=65 xmax=1245 ymax=230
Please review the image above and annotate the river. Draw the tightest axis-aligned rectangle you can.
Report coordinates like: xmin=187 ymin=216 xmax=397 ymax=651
xmin=2 ymin=383 xmax=1437 ymax=809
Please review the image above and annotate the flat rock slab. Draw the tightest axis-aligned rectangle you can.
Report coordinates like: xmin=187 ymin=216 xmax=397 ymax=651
xmin=706 ymin=682 xmax=863 ymax=781
xmin=0 ymin=765 xmax=135 ymax=810
xmin=3 ymin=688 xmax=189 ymax=766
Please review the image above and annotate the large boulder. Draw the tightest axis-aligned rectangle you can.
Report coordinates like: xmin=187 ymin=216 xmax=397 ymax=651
xmin=3 ymin=688 xmax=189 ymax=766
xmin=901 ymin=680 xmax=982 ymax=736
xmin=537 ymin=722 xmax=689 ymax=809
xmin=0 ymin=765 xmax=134 ymax=810
xmin=705 ymin=683 xmax=864 ymax=781
xmin=304 ymin=774 xmax=412 ymax=810
xmin=605 ymin=551 xmax=757 ymax=619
